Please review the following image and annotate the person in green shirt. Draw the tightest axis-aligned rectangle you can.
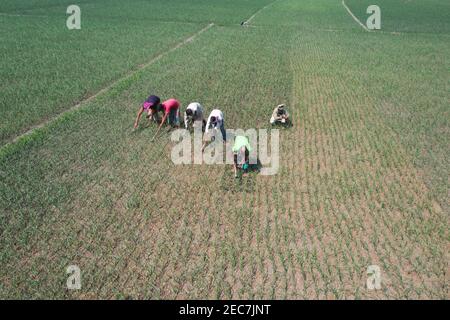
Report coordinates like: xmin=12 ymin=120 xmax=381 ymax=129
xmin=232 ymin=135 xmax=252 ymax=178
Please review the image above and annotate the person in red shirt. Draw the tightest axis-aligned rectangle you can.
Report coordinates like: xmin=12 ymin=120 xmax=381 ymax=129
xmin=157 ymin=98 xmax=181 ymax=131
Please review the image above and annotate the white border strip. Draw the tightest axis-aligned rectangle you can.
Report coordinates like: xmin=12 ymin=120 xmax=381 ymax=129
xmin=342 ymin=0 xmax=369 ymax=32
xmin=3 ymin=23 xmax=214 ymax=148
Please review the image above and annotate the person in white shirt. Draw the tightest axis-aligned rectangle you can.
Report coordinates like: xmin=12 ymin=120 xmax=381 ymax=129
xmin=202 ymin=109 xmax=226 ymax=151
xmin=270 ymin=104 xmax=290 ymax=125
xmin=184 ymin=102 xmax=206 ymax=131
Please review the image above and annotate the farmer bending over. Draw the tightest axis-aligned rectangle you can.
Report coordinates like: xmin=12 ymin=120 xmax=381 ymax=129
xmin=202 ymin=109 xmax=226 ymax=151
xmin=185 ymin=102 xmax=206 ymax=131
xmin=156 ymin=98 xmax=181 ymax=133
xmin=134 ymin=95 xmax=161 ymax=128
xmin=232 ymin=135 xmax=252 ymax=178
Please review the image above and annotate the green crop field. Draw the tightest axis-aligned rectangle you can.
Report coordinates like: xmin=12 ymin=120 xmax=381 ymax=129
xmin=0 ymin=0 xmax=448 ymax=299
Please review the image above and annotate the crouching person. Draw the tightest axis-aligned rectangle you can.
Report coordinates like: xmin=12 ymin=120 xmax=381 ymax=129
xmin=185 ymin=102 xmax=206 ymax=131
xmin=134 ymin=95 xmax=161 ymax=128
xmin=270 ymin=104 xmax=290 ymax=126
xmin=202 ymin=109 xmax=226 ymax=151
xmin=232 ymin=135 xmax=252 ymax=178
xmin=155 ymin=98 xmax=181 ymax=134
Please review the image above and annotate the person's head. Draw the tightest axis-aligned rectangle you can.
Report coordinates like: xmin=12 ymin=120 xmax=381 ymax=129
xmin=147 ymin=95 xmax=160 ymax=101
xmin=277 ymin=104 xmax=285 ymax=115
xmin=146 ymin=95 xmax=160 ymax=107
xmin=148 ymin=103 xmax=162 ymax=115
xmin=210 ymin=116 xmax=217 ymax=127
xmin=186 ymin=109 xmax=193 ymax=117
xmin=152 ymin=103 xmax=164 ymax=113
xmin=148 ymin=107 xmax=157 ymax=117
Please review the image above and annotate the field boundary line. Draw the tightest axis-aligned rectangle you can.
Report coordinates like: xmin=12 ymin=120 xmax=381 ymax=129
xmin=243 ymin=0 xmax=281 ymax=25
xmin=341 ymin=0 xmax=369 ymax=32
xmin=2 ymin=23 xmax=214 ymax=150
xmin=0 ymin=12 xmax=49 ymax=18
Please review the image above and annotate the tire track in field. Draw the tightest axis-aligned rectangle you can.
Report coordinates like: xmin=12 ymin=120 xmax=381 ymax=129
xmin=0 ymin=12 xmax=48 ymax=18
xmin=242 ymin=0 xmax=281 ymax=25
xmin=0 ymin=23 xmax=214 ymax=151
xmin=341 ymin=0 xmax=369 ymax=32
